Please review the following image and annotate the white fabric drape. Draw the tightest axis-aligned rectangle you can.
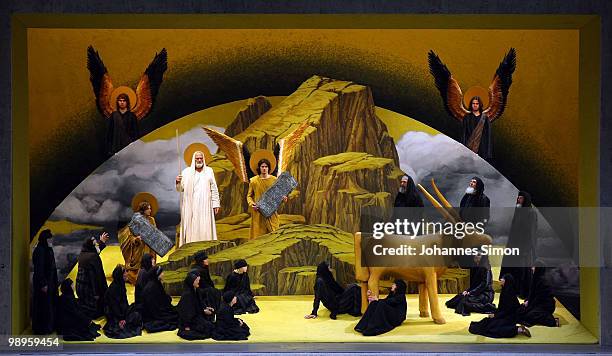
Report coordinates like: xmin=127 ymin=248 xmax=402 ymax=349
xmin=176 ymin=152 xmax=220 ymax=245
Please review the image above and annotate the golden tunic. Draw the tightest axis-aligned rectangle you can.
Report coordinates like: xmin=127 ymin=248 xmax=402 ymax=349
xmin=246 ymin=175 xmax=280 ymax=239
xmin=118 ymin=215 xmax=157 ymax=284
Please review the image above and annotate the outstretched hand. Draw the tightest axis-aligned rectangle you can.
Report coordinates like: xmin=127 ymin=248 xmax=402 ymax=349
xmin=100 ymin=232 xmax=109 ymax=243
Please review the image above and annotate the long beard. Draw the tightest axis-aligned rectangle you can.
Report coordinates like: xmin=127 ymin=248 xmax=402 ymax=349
xmin=399 ymin=186 xmax=407 ymax=194
xmin=465 ymin=187 xmax=476 ymax=195
xmin=195 ymin=162 xmax=204 ymax=169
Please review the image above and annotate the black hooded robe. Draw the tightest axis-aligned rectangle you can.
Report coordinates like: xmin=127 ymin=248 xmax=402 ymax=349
xmin=517 ymin=266 xmax=557 ymax=327
xmin=311 ymin=262 xmax=362 ymax=318
xmin=31 ymin=237 xmax=58 ymax=335
xmin=177 ymin=273 xmax=215 ymax=340
xmin=191 ymin=264 xmax=222 ymax=311
xmin=354 ymin=280 xmax=407 ymax=336
xmin=223 ymin=272 xmax=259 ymax=314
xmin=76 ymin=239 xmax=107 ymax=319
xmin=500 ymin=191 xmax=538 ymax=299
xmin=462 ymin=112 xmax=492 ymax=162
xmin=55 ymin=280 xmax=101 ymax=341
xmin=469 ymin=274 xmax=521 ymax=338
xmin=212 ymin=300 xmax=250 ymax=341
xmin=103 ymin=266 xmax=142 ymax=339
xmin=392 ymin=176 xmax=425 ymax=223
xmin=446 ymin=257 xmax=496 ymax=315
xmin=142 ymin=268 xmax=178 ymax=333
xmin=459 ymin=177 xmax=491 ymax=224
xmin=133 ymin=253 xmax=154 ymax=313
xmin=107 ymin=110 xmax=139 ymax=156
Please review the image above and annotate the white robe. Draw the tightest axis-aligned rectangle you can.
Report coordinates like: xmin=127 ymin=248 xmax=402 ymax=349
xmin=176 ymin=157 xmax=220 ymax=245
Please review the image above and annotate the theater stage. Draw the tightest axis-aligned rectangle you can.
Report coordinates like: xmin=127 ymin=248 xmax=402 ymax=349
xmin=60 ymin=246 xmax=596 ymax=344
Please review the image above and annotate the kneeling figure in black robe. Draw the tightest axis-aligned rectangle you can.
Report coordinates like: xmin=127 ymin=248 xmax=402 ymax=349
xmin=446 ymin=254 xmax=496 ymax=315
xmin=142 ymin=266 xmax=178 ymax=332
xmin=103 ymin=265 xmax=142 ymax=339
xmin=223 ymin=259 xmax=259 ymax=314
xmin=177 ymin=271 xmax=215 ymax=340
xmin=212 ymin=291 xmax=250 ymax=341
xmin=354 ymin=279 xmax=407 ymax=336
xmin=469 ymin=274 xmax=531 ymax=338
xmin=56 ymin=278 xmax=101 ymax=341
xmin=517 ymin=262 xmax=559 ymax=327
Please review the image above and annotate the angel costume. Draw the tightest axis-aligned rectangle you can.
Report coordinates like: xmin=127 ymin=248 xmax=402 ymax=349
xmin=246 ymin=175 xmax=280 ymax=239
xmin=176 ymin=152 xmax=220 ymax=244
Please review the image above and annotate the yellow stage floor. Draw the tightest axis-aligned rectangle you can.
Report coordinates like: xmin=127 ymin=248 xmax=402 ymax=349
xmin=64 ymin=246 xmax=597 ymax=344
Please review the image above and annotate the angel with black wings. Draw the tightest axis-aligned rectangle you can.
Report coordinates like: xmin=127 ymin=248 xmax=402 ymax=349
xmin=87 ymin=45 xmax=168 ymax=155
xmin=428 ymin=48 xmax=516 ymax=162
xmin=203 ymin=121 xmax=309 ymax=239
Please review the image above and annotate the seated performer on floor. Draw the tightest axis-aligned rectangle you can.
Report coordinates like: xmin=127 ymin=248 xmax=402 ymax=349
xmin=56 ymin=278 xmax=101 ymax=341
xmin=517 ymin=261 xmax=560 ymax=327
xmin=446 ymin=254 xmax=496 ymax=316
xmin=76 ymin=232 xmax=109 ymax=319
xmin=103 ymin=265 xmax=143 ymax=339
xmin=212 ymin=292 xmax=251 ymax=341
xmin=305 ymin=262 xmax=362 ymax=320
xmin=354 ymin=279 xmax=407 ymax=336
xmin=133 ymin=253 xmax=155 ymax=313
xmin=223 ymin=259 xmax=259 ymax=314
xmin=119 ymin=196 xmax=158 ymax=285
xmin=469 ymin=273 xmax=531 ymax=338
xmin=191 ymin=251 xmax=221 ymax=311
xmin=177 ymin=271 xmax=215 ymax=340
xmin=141 ymin=266 xmax=178 ymax=333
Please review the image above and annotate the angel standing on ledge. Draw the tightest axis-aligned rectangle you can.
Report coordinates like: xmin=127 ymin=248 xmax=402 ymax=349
xmin=428 ymin=48 xmax=516 ymax=162
xmin=203 ymin=121 xmax=309 ymax=239
xmin=87 ymin=45 xmax=168 ymax=156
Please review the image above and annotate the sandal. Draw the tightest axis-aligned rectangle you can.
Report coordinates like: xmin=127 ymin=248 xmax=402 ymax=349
xmin=518 ymin=325 xmax=531 ymax=338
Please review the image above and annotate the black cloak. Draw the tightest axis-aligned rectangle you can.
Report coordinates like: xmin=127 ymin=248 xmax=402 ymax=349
xmin=211 ymin=291 xmax=251 ymax=341
xmin=517 ymin=263 xmax=557 ymax=327
xmin=223 ymin=269 xmax=259 ymax=314
xmin=55 ymin=278 xmax=101 ymax=341
xmin=311 ymin=262 xmax=362 ymax=319
xmin=459 ymin=177 xmax=491 ymax=223
xmin=134 ymin=252 xmax=155 ymax=310
xmin=191 ymin=262 xmax=221 ymax=311
xmin=354 ymin=279 xmax=407 ymax=336
xmin=103 ymin=265 xmax=142 ymax=339
xmin=500 ymin=191 xmax=538 ymax=299
xmin=462 ymin=112 xmax=492 ymax=162
xmin=141 ymin=266 xmax=178 ymax=332
xmin=32 ymin=230 xmax=58 ymax=335
xmin=177 ymin=271 xmax=215 ymax=340
xmin=469 ymin=273 xmax=521 ymax=338
xmin=76 ymin=237 xmax=107 ymax=319
xmin=446 ymin=255 xmax=496 ymax=315
xmin=392 ymin=176 xmax=425 ymax=222
xmin=107 ymin=110 xmax=139 ymax=155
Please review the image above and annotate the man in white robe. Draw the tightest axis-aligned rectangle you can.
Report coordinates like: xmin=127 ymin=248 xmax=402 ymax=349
xmin=176 ymin=151 xmax=220 ymax=245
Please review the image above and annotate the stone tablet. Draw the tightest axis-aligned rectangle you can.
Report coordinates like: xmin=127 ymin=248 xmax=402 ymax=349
xmin=256 ymin=171 xmax=298 ymax=218
xmin=128 ymin=213 xmax=175 ymax=257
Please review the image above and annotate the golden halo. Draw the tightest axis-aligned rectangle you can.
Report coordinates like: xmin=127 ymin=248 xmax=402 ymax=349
xmin=110 ymin=86 xmax=138 ymax=111
xmin=184 ymin=143 xmax=213 ymax=167
xmin=249 ymin=149 xmax=277 ymax=176
xmin=463 ymin=86 xmax=490 ymax=110
xmin=131 ymin=192 xmax=159 ymax=216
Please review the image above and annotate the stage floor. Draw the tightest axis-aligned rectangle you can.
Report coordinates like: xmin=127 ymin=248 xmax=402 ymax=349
xmin=63 ymin=246 xmax=597 ymax=344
